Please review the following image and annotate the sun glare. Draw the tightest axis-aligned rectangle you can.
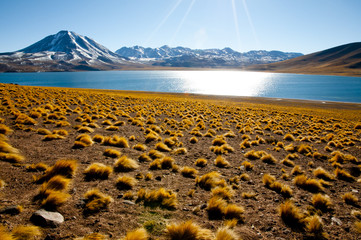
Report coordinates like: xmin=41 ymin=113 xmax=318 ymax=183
xmin=173 ymin=71 xmax=273 ymax=96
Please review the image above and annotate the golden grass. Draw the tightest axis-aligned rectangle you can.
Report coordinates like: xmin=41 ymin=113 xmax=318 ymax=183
xmin=342 ymin=192 xmax=359 ymax=206
xmin=104 ymin=148 xmax=121 ymax=158
xmin=311 ymin=193 xmax=333 ymax=212
xmin=84 ymin=163 xmax=113 ymax=180
xmin=11 ymin=225 xmax=41 ymax=240
xmin=293 ymin=174 xmax=325 ymax=193
xmin=114 ymin=156 xmax=139 ymax=172
xmin=136 ymin=188 xmax=178 ymax=210
xmin=40 ymin=190 xmax=70 ymax=210
xmin=334 ymin=168 xmax=355 ymax=182
xmin=122 ymin=228 xmax=149 ymax=240
xmin=83 ymin=189 xmax=113 ymax=213
xmin=214 ymin=156 xmax=231 ymax=168
xmin=195 ymin=158 xmax=207 ymax=167
xmin=166 ymin=221 xmax=212 ymax=240
xmin=279 ymin=200 xmax=305 ymax=229
xmin=181 ymin=166 xmax=199 ymax=178
xmin=211 ymin=187 xmax=234 ymax=201
xmin=313 ymin=167 xmax=335 ymax=181
xmin=35 ymin=159 xmax=77 ymax=183
xmin=214 ymin=226 xmax=239 ymax=240
xmin=103 ymin=135 xmax=129 ymax=148
xmin=116 ymin=175 xmax=137 ymax=190
xmin=0 ymin=153 xmax=25 ymax=163
xmin=196 ymin=172 xmax=226 ymax=190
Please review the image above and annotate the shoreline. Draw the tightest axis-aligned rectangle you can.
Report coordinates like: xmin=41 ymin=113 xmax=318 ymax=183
xmin=6 ymin=83 xmax=361 ymax=110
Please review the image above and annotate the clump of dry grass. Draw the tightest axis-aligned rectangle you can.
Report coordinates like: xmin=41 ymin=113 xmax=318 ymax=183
xmin=241 ymin=192 xmax=257 ymax=200
xmin=291 ymin=165 xmax=304 ymax=176
xmin=284 ymin=133 xmax=295 ymax=141
xmin=195 ymin=158 xmax=207 ymax=167
xmin=241 ymin=160 xmax=254 ymax=171
xmin=103 ymin=135 xmax=129 ymax=148
xmin=293 ymin=175 xmax=324 ymax=193
xmin=0 ymin=124 xmax=13 ymax=135
xmin=173 ymin=147 xmax=187 ymax=155
xmin=181 ymin=166 xmax=198 ymax=178
xmin=311 ymin=193 xmax=333 ymax=212
xmin=84 ymin=163 xmax=113 ymax=180
xmin=244 ymin=150 xmax=266 ymax=160
xmin=155 ymin=142 xmax=172 ymax=152
xmin=206 ymin=196 xmax=244 ymax=221
xmin=73 ymin=134 xmax=93 ymax=148
xmin=0 ymin=152 xmax=25 ymax=163
xmin=104 ymin=148 xmax=121 ymax=158
xmin=214 ymin=156 xmax=231 ymax=168
xmin=279 ymin=200 xmax=306 ymax=230
xmin=196 ymin=172 xmax=227 ymax=190
xmin=114 ymin=156 xmax=139 ymax=172
xmin=136 ymin=188 xmax=178 ymax=210
xmin=313 ymin=167 xmax=335 ymax=181
xmin=11 ymin=225 xmax=42 ymax=240
xmin=133 ymin=143 xmax=147 ymax=151
xmin=211 ymin=186 xmax=234 ymax=201
xmin=40 ymin=190 xmax=71 ymax=210
xmin=306 ymin=215 xmax=327 ymax=238
xmin=166 ymin=221 xmax=212 ymax=240
xmin=261 ymin=154 xmax=277 ymax=164
xmin=116 ymin=175 xmax=137 ymax=190
xmin=122 ymin=228 xmax=149 ymax=240
xmin=262 ymin=174 xmax=293 ymax=198
xmin=334 ymin=168 xmax=355 ymax=182
xmin=93 ymin=134 xmax=104 ymax=143
xmin=83 ymin=189 xmax=113 ymax=213
xmin=342 ymin=192 xmax=359 ymax=206
xmin=35 ymin=159 xmax=77 ymax=183
xmin=214 ymin=226 xmax=239 ymax=240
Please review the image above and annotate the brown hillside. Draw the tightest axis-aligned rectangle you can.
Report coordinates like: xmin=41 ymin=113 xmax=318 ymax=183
xmin=246 ymin=42 xmax=361 ymax=77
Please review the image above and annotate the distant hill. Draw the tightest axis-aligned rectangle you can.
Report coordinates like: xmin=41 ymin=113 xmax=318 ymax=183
xmin=245 ymin=42 xmax=361 ymax=76
xmin=0 ymin=31 xmax=138 ymax=72
xmin=115 ymin=45 xmax=303 ymax=68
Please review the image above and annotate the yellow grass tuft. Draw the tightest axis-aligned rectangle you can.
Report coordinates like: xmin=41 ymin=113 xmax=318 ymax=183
xmin=334 ymin=168 xmax=355 ymax=182
xmin=133 ymin=143 xmax=147 ymax=151
xmin=35 ymin=159 xmax=77 ymax=183
xmin=196 ymin=172 xmax=226 ymax=191
xmin=0 ymin=124 xmax=13 ymax=135
xmin=355 ymin=221 xmax=361 ymax=233
xmin=84 ymin=163 xmax=113 ymax=180
xmin=260 ymin=154 xmax=277 ymax=164
xmin=181 ymin=166 xmax=199 ymax=178
xmin=313 ymin=167 xmax=335 ymax=181
xmin=306 ymin=215 xmax=326 ymax=237
xmin=116 ymin=175 xmax=137 ymax=190
xmin=83 ymin=189 xmax=113 ymax=213
xmin=40 ymin=190 xmax=70 ymax=210
xmin=311 ymin=193 xmax=333 ymax=212
xmin=155 ymin=142 xmax=172 ymax=152
xmin=103 ymin=135 xmax=129 ymax=148
xmin=136 ymin=188 xmax=178 ymax=210
xmin=195 ymin=158 xmax=208 ymax=167
xmin=211 ymin=186 xmax=234 ymax=201
xmin=294 ymin=175 xmax=324 ymax=193
xmin=122 ymin=228 xmax=149 ymax=240
xmin=224 ymin=204 xmax=245 ymax=221
xmin=214 ymin=156 xmax=231 ymax=168
xmin=104 ymin=148 xmax=121 ymax=158
xmin=0 ymin=153 xmax=25 ymax=163
xmin=173 ymin=147 xmax=187 ymax=155
xmin=11 ymin=225 xmax=41 ymax=240
xmin=214 ymin=226 xmax=239 ymax=240
xmin=206 ymin=196 xmax=227 ymax=220
xmin=342 ymin=192 xmax=359 ymax=206
xmin=166 ymin=221 xmax=212 ymax=240
xmin=279 ymin=200 xmax=305 ymax=229
xmin=114 ymin=156 xmax=139 ymax=172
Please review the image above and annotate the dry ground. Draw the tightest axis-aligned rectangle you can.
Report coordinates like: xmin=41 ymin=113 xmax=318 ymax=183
xmin=0 ymin=83 xmax=361 ymax=240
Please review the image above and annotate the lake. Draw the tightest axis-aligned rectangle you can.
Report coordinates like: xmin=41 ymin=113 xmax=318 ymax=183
xmin=0 ymin=70 xmax=361 ymax=103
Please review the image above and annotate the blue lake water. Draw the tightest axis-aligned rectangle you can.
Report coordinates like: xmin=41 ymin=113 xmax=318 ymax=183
xmin=0 ymin=70 xmax=360 ymax=103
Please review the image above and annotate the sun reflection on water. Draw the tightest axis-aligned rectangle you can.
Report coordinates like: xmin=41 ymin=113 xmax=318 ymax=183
xmin=172 ymin=71 xmax=274 ymax=96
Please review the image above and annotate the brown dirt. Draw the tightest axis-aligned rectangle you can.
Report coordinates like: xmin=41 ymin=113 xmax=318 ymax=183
xmin=0 ymin=83 xmax=361 ymax=239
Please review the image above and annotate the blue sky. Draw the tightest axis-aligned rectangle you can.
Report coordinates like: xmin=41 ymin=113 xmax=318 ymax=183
xmin=0 ymin=0 xmax=360 ymax=54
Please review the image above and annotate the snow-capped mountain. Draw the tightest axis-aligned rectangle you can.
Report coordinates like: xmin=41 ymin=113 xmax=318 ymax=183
xmin=0 ymin=31 xmax=131 ymax=72
xmin=116 ymin=45 xmax=303 ymax=67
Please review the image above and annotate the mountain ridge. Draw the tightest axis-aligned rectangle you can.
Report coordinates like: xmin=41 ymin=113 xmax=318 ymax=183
xmin=115 ymin=45 xmax=303 ymax=67
xmin=245 ymin=42 xmax=361 ymax=76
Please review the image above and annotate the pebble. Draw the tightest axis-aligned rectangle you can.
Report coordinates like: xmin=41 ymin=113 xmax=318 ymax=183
xmin=331 ymin=217 xmax=342 ymax=226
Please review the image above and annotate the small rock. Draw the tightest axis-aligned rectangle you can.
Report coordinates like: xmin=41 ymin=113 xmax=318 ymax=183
xmin=200 ymin=204 xmax=207 ymax=209
xmin=352 ymin=189 xmax=358 ymax=193
xmin=122 ymin=200 xmax=135 ymax=205
xmin=331 ymin=217 xmax=342 ymax=226
xmin=30 ymin=209 xmax=64 ymax=228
